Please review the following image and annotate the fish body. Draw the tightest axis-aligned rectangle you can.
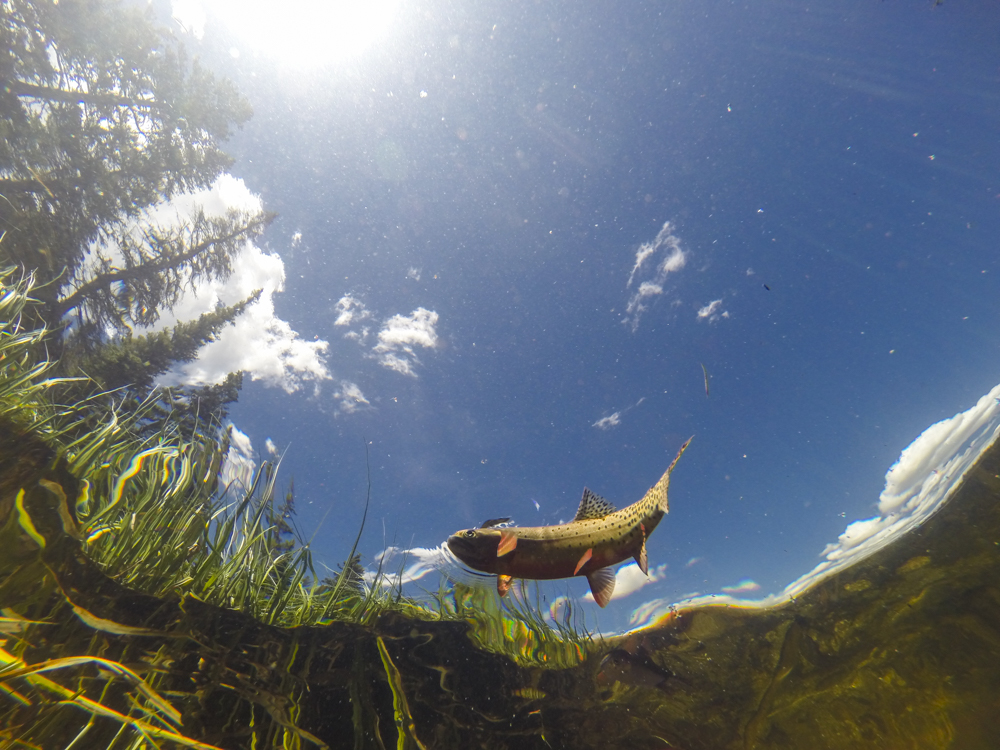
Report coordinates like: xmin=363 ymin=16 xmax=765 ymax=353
xmin=447 ymin=438 xmax=691 ymax=607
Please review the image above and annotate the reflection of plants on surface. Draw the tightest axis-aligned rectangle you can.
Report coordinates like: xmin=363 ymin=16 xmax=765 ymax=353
xmin=0 ymin=267 xmax=81 ymax=442
xmin=432 ymin=579 xmax=596 ymax=669
xmin=1 ymin=269 xmax=597 ymax=640
xmin=2 ymin=269 xmax=593 ymax=748
xmin=0 ymin=269 xmax=399 ymax=628
xmin=1 ymin=268 xmax=222 ymax=749
xmin=0 ymin=650 xmax=222 ymax=750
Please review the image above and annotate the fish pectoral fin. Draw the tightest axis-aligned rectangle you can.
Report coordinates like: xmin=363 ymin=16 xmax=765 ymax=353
xmin=587 ymin=567 xmax=616 ymax=608
xmin=497 ymin=574 xmax=513 ymax=597
xmin=573 ymin=548 xmax=593 ymax=575
xmin=634 ymin=536 xmax=648 ymax=576
xmin=497 ymin=531 xmax=518 ymax=557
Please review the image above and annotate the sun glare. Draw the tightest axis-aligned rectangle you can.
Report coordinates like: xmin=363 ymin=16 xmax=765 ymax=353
xmin=174 ymin=0 xmax=401 ymax=68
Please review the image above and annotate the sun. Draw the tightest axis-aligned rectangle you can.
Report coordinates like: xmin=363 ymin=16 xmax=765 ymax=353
xmin=173 ymin=0 xmax=401 ymax=68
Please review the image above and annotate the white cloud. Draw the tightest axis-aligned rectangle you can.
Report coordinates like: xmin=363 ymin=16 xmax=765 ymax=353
xmin=697 ymin=299 xmax=722 ymax=318
xmin=373 ymin=307 xmax=439 ymax=377
xmin=80 ymin=174 xmax=263 ymax=283
xmin=548 ymin=595 xmax=573 ymax=623
xmin=375 ymin=352 xmax=416 ymax=377
xmin=697 ymin=298 xmax=729 ymax=323
xmin=291 ymin=231 xmax=302 ymax=247
xmin=627 ymin=244 xmax=659 ymax=288
xmin=219 ymin=424 xmax=256 ymax=491
xmin=593 ymin=412 xmax=621 ymax=430
xmin=592 ymin=397 xmax=646 ymax=430
xmin=407 ymin=267 xmax=421 ymax=281
xmin=264 ymin=438 xmax=278 ymax=456
xmin=160 ymin=249 xmax=331 ymax=393
xmin=334 ymin=295 xmax=371 ymax=327
xmin=334 ymin=380 xmax=371 ymax=414
xmin=720 ymin=579 xmax=761 ymax=595
xmin=629 ymin=597 xmax=674 ymax=627
xmin=623 ymin=221 xmax=687 ymax=331
xmin=582 ymin=562 xmax=667 ymax=604
xmin=636 ymin=281 xmax=663 ymax=298
xmin=334 ymin=295 xmax=442 ymax=377
xmin=376 ymin=307 xmax=439 ymax=349
xmin=342 ymin=328 xmax=370 ymax=346
xmin=366 ymin=546 xmax=441 ymax=586
xmin=805 ymin=380 xmax=1000 ymax=582
xmin=149 ymin=173 xmax=262 ymax=223
xmin=364 ymin=544 xmax=490 ymax=589
xmin=139 ymin=176 xmax=331 ymax=394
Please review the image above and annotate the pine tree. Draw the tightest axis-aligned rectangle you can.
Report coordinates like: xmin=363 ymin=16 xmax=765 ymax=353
xmin=63 ymin=290 xmax=262 ymax=392
xmin=318 ymin=554 xmax=366 ymax=599
xmin=0 ymin=0 xmax=274 ymax=414
xmin=266 ymin=479 xmax=298 ymax=556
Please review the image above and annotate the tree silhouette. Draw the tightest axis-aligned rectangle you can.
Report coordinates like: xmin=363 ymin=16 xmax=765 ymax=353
xmin=0 ymin=0 xmax=273 ymax=413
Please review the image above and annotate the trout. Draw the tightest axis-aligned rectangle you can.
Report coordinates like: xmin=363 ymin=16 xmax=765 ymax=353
xmin=447 ymin=438 xmax=691 ymax=607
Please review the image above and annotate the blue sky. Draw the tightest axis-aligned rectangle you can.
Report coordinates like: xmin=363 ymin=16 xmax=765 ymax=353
xmin=158 ymin=0 xmax=1000 ymax=631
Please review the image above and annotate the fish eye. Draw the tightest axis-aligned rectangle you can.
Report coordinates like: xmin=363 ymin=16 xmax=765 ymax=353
xmin=463 ymin=530 xmax=476 ymax=538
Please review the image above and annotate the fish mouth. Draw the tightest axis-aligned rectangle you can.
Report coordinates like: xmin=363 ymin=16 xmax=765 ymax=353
xmin=439 ymin=540 xmax=494 ymax=587
xmin=445 ymin=533 xmax=474 ymax=560
xmin=446 ymin=533 xmax=494 ymax=570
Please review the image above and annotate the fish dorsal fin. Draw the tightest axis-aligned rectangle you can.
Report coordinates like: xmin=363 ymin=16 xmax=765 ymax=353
xmin=480 ymin=517 xmax=512 ymax=529
xmin=574 ymin=488 xmax=617 ymax=521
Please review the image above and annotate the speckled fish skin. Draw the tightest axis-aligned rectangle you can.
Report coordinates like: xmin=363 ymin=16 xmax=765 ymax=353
xmin=447 ymin=438 xmax=691 ymax=581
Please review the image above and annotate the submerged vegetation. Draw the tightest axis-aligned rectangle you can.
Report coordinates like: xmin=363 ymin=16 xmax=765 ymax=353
xmin=0 ymin=268 xmax=594 ymax=748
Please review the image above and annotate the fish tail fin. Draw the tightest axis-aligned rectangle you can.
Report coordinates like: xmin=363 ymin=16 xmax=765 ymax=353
xmin=667 ymin=436 xmax=693 ymax=479
xmin=645 ymin=436 xmax=693 ymax=514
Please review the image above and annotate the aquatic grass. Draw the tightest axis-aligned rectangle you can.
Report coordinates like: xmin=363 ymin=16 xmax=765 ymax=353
xmin=376 ymin=636 xmax=429 ymax=750
xmin=0 ymin=269 xmax=335 ymax=627
xmin=80 ymin=428 xmax=409 ymax=628
xmin=0 ymin=644 xmax=223 ymax=750
xmin=0 ymin=268 xmax=82 ymax=438
xmin=430 ymin=579 xmax=596 ymax=669
xmin=3 ymin=267 xmax=599 ymax=749
xmin=4 ymin=266 xmax=594 ymax=643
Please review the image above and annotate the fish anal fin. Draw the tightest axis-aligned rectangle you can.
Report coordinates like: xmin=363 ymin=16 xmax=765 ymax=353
xmin=573 ymin=548 xmax=593 ymax=575
xmin=497 ymin=530 xmax=518 ymax=557
xmin=497 ymin=575 xmax=513 ymax=598
xmin=634 ymin=536 xmax=648 ymax=576
xmin=587 ymin=567 xmax=616 ymax=608
xmin=573 ymin=488 xmax=617 ymax=521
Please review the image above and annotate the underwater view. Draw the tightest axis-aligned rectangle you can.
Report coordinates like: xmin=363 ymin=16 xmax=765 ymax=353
xmin=2 ymin=0 xmax=1000 ymax=747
